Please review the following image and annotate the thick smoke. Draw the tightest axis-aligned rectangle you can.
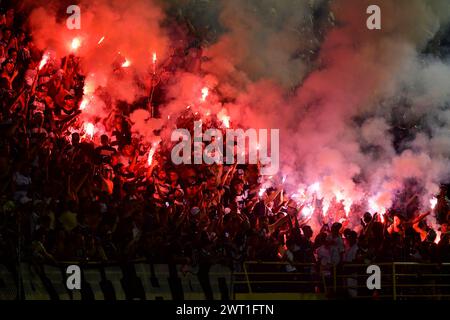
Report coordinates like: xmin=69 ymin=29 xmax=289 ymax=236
xmin=203 ymin=0 xmax=328 ymax=88
xmin=24 ymin=0 xmax=450 ymax=227
xmin=197 ymin=0 xmax=450 ymax=223
xmin=27 ymin=0 xmax=169 ymax=103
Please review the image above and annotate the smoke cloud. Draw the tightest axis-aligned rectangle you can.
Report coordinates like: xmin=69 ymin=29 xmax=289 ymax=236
xmin=23 ymin=0 xmax=450 ymax=225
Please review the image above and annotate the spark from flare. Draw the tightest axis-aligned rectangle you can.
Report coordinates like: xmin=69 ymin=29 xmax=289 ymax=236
xmin=97 ymin=36 xmax=105 ymax=45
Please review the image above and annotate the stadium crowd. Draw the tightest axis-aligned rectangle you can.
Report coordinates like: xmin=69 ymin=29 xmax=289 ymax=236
xmin=0 ymin=4 xmax=450 ymax=289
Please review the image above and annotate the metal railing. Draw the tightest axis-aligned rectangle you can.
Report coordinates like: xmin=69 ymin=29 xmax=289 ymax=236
xmin=2 ymin=259 xmax=450 ymax=300
xmin=233 ymin=261 xmax=450 ymax=300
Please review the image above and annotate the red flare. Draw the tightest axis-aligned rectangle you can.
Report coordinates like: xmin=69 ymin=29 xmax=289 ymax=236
xmin=84 ymin=122 xmax=95 ymax=140
xmin=147 ymin=141 xmax=160 ymax=165
xmin=200 ymin=87 xmax=209 ymax=102
xmin=71 ymin=38 xmax=81 ymax=51
xmin=122 ymin=59 xmax=131 ymax=68
xmin=38 ymin=52 xmax=50 ymax=70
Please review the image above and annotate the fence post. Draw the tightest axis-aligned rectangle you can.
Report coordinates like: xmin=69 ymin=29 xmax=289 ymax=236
xmin=392 ymin=263 xmax=397 ymax=301
xmin=333 ymin=265 xmax=337 ymax=293
xmin=243 ymin=262 xmax=252 ymax=294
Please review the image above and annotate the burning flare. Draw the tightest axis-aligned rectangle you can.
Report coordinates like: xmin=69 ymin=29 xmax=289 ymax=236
xmin=310 ymin=182 xmax=321 ymax=193
xmin=430 ymin=197 xmax=438 ymax=210
xmin=152 ymin=52 xmax=157 ymax=74
xmin=79 ymin=98 xmax=89 ymax=111
xmin=38 ymin=52 xmax=50 ymax=70
xmin=369 ymin=198 xmax=385 ymax=215
xmin=147 ymin=141 xmax=160 ymax=165
xmin=200 ymin=87 xmax=209 ymax=102
xmin=122 ymin=59 xmax=131 ymax=68
xmin=301 ymin=204 xmax=314 ymax=218
xmin=84 ymin=122 xmax=95 ymax=140
xmin=218 ymin=109 xmax=231 ymax=128
xmin=258 ymin=187 xmax=267 ymax=198
xmin=221 ymin=115 xmax=230 ymax=128
xmin=71 ymin=37 xmax=81 ymax=52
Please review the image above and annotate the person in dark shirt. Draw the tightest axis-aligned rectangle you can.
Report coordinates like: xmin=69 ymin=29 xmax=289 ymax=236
xmin=111 ymin=115 xmax=131 ymax=151
xmin=95 ymin=134 xmax=117 ymax=164
xmin=28 ymin=84 xmax=48 ymax=117
xmin=0 ymin=58 xmax=17 ymax=90
xmin=54 ymin=94 xmax=77 ymax=120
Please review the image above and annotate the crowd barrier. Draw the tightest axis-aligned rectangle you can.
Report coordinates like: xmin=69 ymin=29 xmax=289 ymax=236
xmin=337 ymin=262 xmax=450 ymax=300
xmin=1 ymin=261 xmax=449 ymax=300
xmin=240 ymin=261 xmax=450 ymax=300
xmin=0 ymin=261 xmax=232 ymax=300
